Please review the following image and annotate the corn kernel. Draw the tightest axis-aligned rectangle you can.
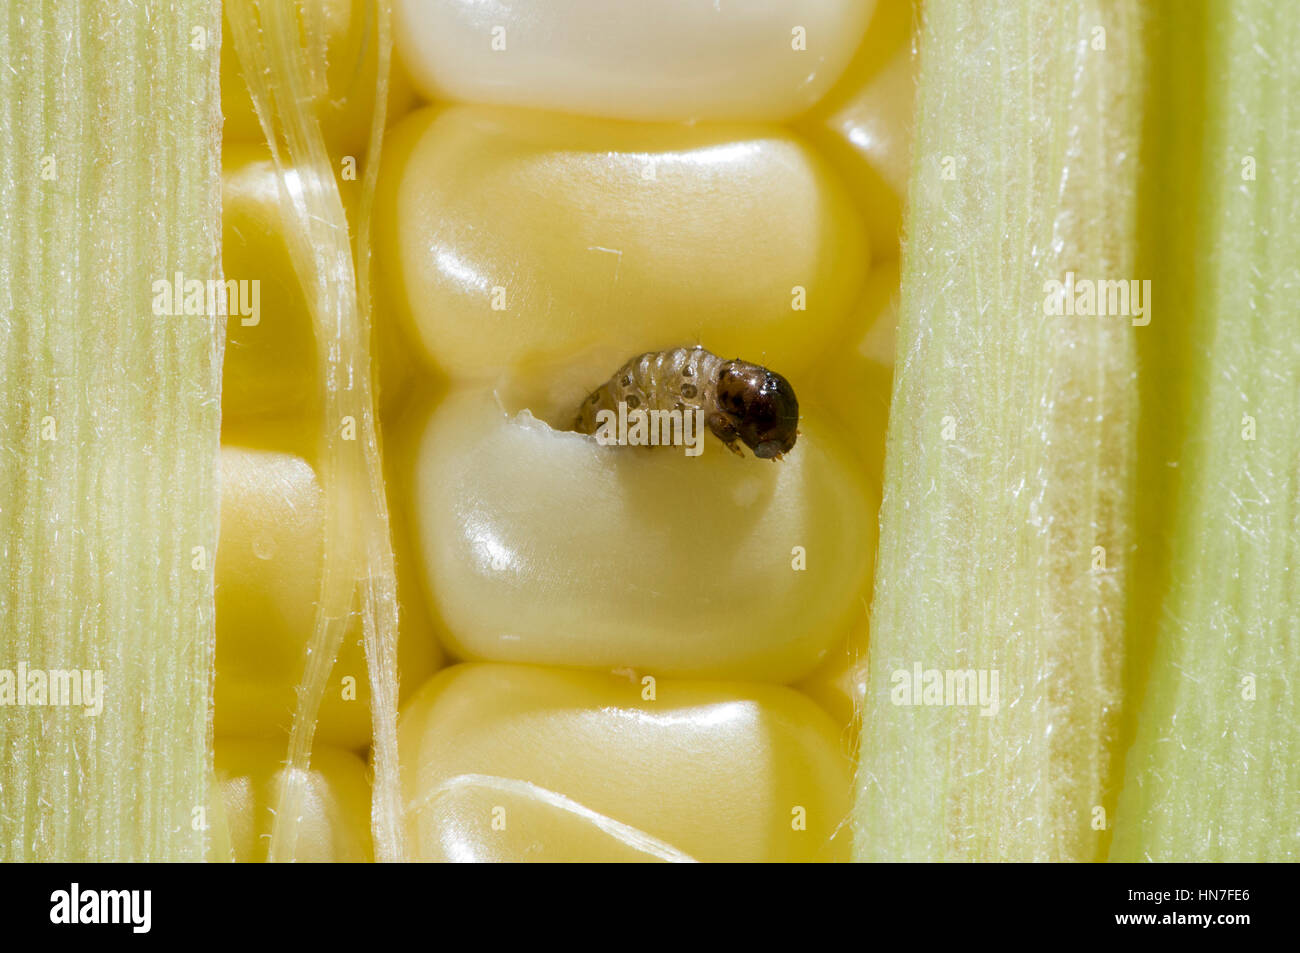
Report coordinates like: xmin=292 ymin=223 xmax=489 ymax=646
xmin=221 ymin=0 xmax=413 ymax=155
xmin=796 ymin=620 xmax=869 ymax=753
xmin=399 ymin=664 xmax=853 ymax=862
xmin=221 ymin=144 xmax=318 ymax=424
xmin=393 ymin=0 xmax=873 ymax=123
xmin=210 ymin=738 xmax=372 ymax=862
xmin=375 ymin=107 xmax=869 ymax=383
xmin=806 ymin=259 xmax=899 ymax=480
xmin=215 ymin=445 xmax=440 ymax=749
xmin=395 ymin=387 xmax=876 ymax=682
xmin=799 ymin=35 xmax=915 ymax=260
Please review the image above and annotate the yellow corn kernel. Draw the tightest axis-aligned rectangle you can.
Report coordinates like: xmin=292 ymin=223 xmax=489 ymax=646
xmin=791 ymin=265 xmax=896 ymax=742
xmin=395 ymin=387 xmax=876 ymax=682
xmin=798 ymin=2 xmax=915 ymax=260
xmin=399 ymin=664 xmax=853 ymax=862
xmin=806 ymin=259 xmax=899 ymax=481
xmin=221 ymin=0 xmax=413 ymax=155
xmin=215 ymin=444 xmax=441 ymax=749
xmin=222 ymin=142 xmax=415 ymax=427
xmin=393 ymin=0 xmax=873 ymax=123
xmin=375 ymin=106 xmax=869 ymax=384
xmin=221 ymin=144 xmax=318 ymax=424
xmin=210 ymin=738 xmax=372 ymax=862
xmin=796 ymin=620 xmax=869 ymax=755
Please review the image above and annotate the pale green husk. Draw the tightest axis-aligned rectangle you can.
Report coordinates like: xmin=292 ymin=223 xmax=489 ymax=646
xmin=853 ymin=0 xmax=1143 ymax=862
xmin=1110 ymin=0 xmax=1299 ymax=862
xmin=0 ymin=1 xmax=222 ymax=860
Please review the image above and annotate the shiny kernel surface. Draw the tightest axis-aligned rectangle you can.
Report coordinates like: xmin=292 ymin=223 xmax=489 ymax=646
xmin=375 ymin=107 xmax=869 ymax=382
xmin=221 ymin=0 xmax=413 ymax=154
xmin=215 ymin=445 xmax=441 ymax=749
xmin=394 ymin=0 xmax=874 ymax=123
xmin=221 ymin=144 xmax=318 ymax=423
xmin=800 ymin=44 xmax=915 ymax=260
xmin=399 ymin=388 xmax=877 ymax=682
xmin=399 ymin=664 xmax=853 ymax=862
xmin=211 ymin=738 xmax=372 ymax=862
xmin=214 ymin=446 xmax=371 ymax=748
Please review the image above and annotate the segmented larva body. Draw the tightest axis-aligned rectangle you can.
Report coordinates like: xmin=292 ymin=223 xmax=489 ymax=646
xmin=573 ymin=346 xmax=718 ymax=429
xmin=573 ymin=346 xmax=800 ymax=460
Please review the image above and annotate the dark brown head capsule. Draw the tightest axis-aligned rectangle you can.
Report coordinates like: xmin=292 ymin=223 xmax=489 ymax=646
xmin=714 ymin=360 xmax=800 ymax=460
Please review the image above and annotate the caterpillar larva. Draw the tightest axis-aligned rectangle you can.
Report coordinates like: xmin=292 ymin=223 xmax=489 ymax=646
xmin=573 ymin=346 xmax=799 ymax=460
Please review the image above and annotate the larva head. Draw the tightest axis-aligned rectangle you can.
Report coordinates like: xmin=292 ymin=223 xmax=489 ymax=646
xmin=714 ymin=360 xmax=799 ymax=459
